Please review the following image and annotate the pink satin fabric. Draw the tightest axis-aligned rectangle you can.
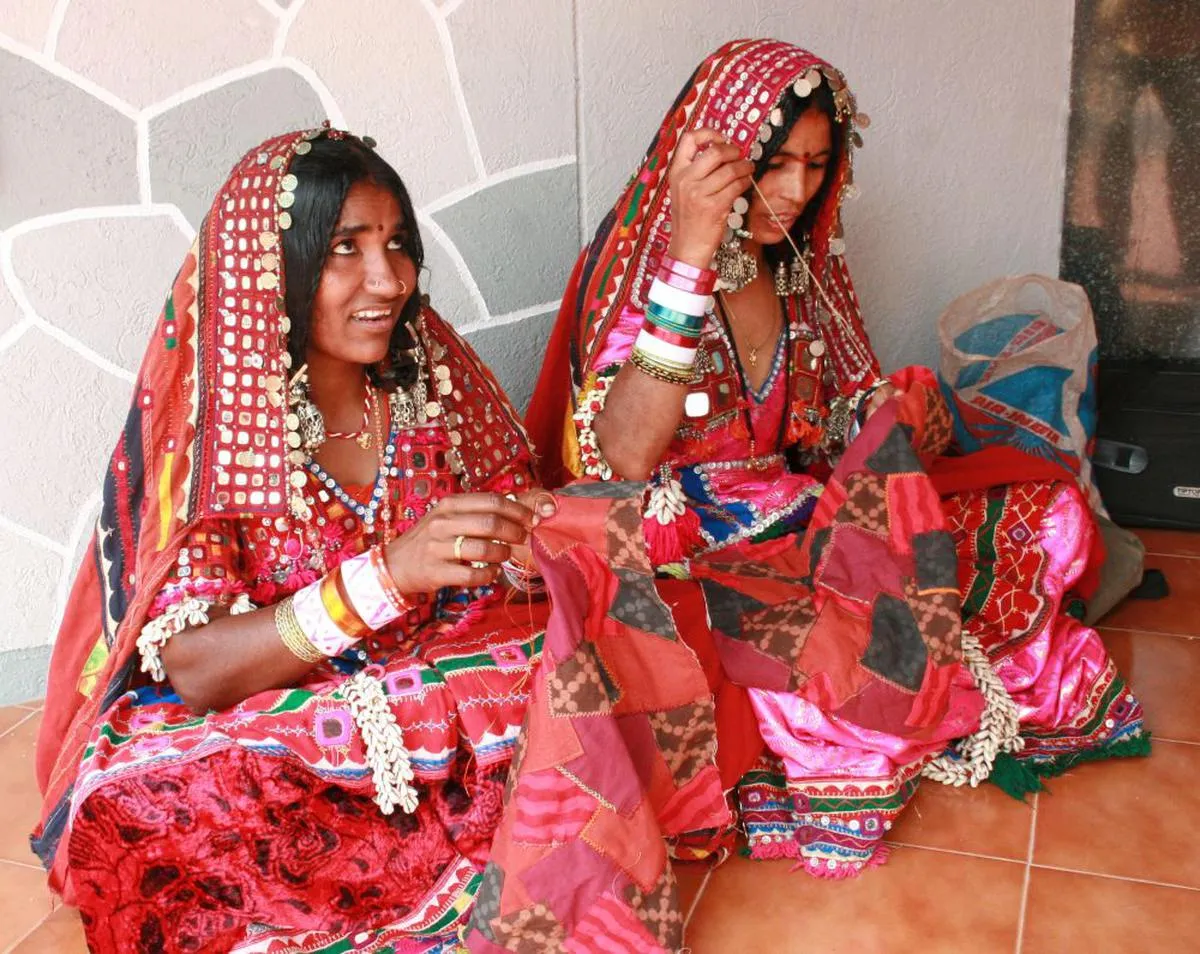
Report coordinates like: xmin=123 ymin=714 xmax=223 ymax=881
xmin=748 ymin=672 xmax=984 ymax=783
xmin=996 ymin=485 xmax=1119 ymax=733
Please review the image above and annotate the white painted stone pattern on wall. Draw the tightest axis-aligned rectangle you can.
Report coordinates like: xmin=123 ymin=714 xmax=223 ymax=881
xmin=0 ymin=1 xmax=1074 ymax=699
xmin=12 ymin=215 xmax=191 ymax=373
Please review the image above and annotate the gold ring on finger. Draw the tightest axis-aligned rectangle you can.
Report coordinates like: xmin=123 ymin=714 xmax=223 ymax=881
xmin=453 ymin=534 xmax=467 ymax=562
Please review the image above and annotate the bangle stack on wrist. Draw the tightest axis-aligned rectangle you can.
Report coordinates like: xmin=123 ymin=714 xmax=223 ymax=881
xmin=276 ymin=544 xmax=413 ymax=664
xmin=631 ymin=255 xmax=716 ymax=386
xmin=501 ymin=557 xmax=545 ymax=595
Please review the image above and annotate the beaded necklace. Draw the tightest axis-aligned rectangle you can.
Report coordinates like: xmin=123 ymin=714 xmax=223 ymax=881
xmin=305 ymin=385 xmax=396 ymax=539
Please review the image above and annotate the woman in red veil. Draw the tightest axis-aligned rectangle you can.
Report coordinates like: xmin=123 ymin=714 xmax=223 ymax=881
xmin=34 ymin=127 xmax=553 ymax=953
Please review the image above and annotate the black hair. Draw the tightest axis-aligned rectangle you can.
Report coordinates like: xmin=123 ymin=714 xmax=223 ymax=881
xmin=281 ymin=135 xmax=424 ymax=391
xmin=751 ymin=81 xmax=844 ymax=273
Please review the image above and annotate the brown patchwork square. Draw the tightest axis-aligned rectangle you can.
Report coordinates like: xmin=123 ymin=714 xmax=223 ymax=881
xmin=920 ymin=385 xmax=954 ymax=456
xmin=547 ymin=641 xmax=618 ymax=717
xmin=840 ymin=472 xmax=889 ymax=534
xmin=911 ymin=591 xmax=962 ymax=664
xmin=625 ymin=872 xmax=685 ymax=950
xmin=648 ymin=700 xmax=717 ymax=786
xmin=607 ymin=495 xmax=650 ymax=574
xmin=493 ymin=902 xmax=567 ymax=952
xmin=739 ymin=596 xmax=817 ymax=667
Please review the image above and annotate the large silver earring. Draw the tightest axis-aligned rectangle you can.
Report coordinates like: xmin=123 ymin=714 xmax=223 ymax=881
xmin=774 ymin=248 xmax=812 ymax=298
xmin=774 ymin=260 xmax=791 ymax=297
xmin=715 ymin=229 xmax=757 ymax=292
xmin=790 ymin=252 xmax=811 ymax=295
xmin=388 ymin=387 xmax=417 ymax=429
xmin=287 ymin=367 xmax=326 ymax=453
xmin=387 ymin=338 xmax=430 ymax=428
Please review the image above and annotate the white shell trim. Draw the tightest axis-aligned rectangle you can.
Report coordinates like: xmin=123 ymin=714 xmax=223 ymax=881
xmin=921 ymin=632 xmax=1024 ymax=788
xmin=343 ymin=669 xmax=419 ymax=815
xmin=573 ymin=376 xmax=615 ymax=480
xmin=644 ymin=473 xmax=687 ymax=526
xmin=136 ymin=592 xmax=254 ymax=683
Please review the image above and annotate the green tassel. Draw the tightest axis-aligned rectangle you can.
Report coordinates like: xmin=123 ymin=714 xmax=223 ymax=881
xmin=987 ymin=751 xmax=1046 ymax=801
xmin=1030 ymin=732 xmax=1153 ymax=782
xmin=988 ymin=733 xmax=1152 ymax=801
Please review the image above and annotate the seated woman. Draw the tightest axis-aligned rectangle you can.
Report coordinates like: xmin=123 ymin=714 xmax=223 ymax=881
xmin=471 ymin=39 xmax=1147 ymax=952
xmin=32 ymin=126 xmax=555 ymax=953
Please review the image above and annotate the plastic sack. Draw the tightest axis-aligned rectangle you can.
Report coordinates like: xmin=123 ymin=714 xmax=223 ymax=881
xmin=938 ymin=275 xmax=1102 ymax=507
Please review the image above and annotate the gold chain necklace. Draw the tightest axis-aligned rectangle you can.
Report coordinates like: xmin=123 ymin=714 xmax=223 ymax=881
xmin=719 ymin=292 xmax=780 ymax=367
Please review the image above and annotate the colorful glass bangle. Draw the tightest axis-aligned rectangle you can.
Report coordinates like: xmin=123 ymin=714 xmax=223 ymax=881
xmin=630 ymin=348 xmax=694 ymax=385
xmin=645 ymin=300 xmax=704 ymax=336
xmin=656 ymin=268 xmax=715 ymax=297
xmin=640 ymin=321 xmax=701 ymax=349
xmin=643 ymin=312 xmax=700 ymax=345
xmin=632 ymin=336 xmax=697 ymax=369
xmin=660 ymin=254 xmax=717 ymax=291
xmin=339 ymin=547 xmax=405 ymax=630
xmin=634 ymin=329 xmax=698 ymax=368
xmin=275 ymin=597 xmax=326 ymax=664
xmin=369 ymin=545 xmax=412 ymax=616
xmin=648 ymin=277 xmax=711 ymax=317
xmin=321 ymin=569 xmax=372 ymax=641
xmin=644 ymin=312 xmax=702 ymax=341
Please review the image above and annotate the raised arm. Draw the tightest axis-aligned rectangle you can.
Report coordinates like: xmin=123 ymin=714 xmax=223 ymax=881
xmin=592 ymin=130 xmax=752 ymax=479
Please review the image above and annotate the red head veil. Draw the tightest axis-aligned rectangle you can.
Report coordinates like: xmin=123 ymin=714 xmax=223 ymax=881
xmin=526 ymin=38 xmax=881 ymax=487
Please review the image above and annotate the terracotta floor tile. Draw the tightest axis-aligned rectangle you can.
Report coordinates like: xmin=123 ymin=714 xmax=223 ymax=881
xmin=1102 ymin=628 xmax=1200 ymax=743
xmin=1022 ymin=867 xmax=1200 ymax=954
xmin=1099 ymin=555 xmax=1200 ymax=636
xmin=684 ymin=847 xmax=1023 ymax=953
xmin=1134 ymin=527 xmax=1200 ymax=559
xmin=1034 ymin=740 xmax=1200 ymax=887
xmin=0 ymin=860 xmax=60 ymax=949
xmin=10 ymin=904 xmax=87 ymax=953
xmin=0 ymin=706 xmax=34 ymax=738
xmin=0 ymin=711 xmax=43 ymax=866
xmin=887 ymin=777 xmax=1034 ymax=860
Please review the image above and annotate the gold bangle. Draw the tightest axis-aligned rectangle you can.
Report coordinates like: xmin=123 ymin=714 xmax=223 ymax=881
xmin=630 ymin=349 xmax=694 ymax=385
xmin=630 ymin=346 xmax=694 ymax=378
xmin=275 ymin=596 xmax=325 ymax=664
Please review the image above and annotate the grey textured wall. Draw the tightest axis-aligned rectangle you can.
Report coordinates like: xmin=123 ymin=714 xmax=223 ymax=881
xmin=0 ymin=0 xmax=1076 ymax=701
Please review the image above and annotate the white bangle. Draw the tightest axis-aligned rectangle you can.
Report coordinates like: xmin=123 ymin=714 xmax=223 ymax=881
xmin=648 ymin=278 xmax=712 ymax=317
xmin=291 ymin=578 xmax=359 ymax=657
xmin=339 ymin=548 xmax=405 ymax=630
xmin=634 ymin=329 xmax=698 ymax=367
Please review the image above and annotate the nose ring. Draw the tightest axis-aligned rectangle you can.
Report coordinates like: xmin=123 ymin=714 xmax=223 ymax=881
xmin=368 ymin=277 xmax=408 ymax=295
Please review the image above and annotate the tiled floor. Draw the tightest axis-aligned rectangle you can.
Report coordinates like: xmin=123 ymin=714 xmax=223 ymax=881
xmin=2 ymin=529 xmax=1197 ymax=953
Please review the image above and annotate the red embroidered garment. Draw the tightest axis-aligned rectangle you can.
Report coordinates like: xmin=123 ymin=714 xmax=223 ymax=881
xmin=32 ymin=127 xmax=544 ymax=953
